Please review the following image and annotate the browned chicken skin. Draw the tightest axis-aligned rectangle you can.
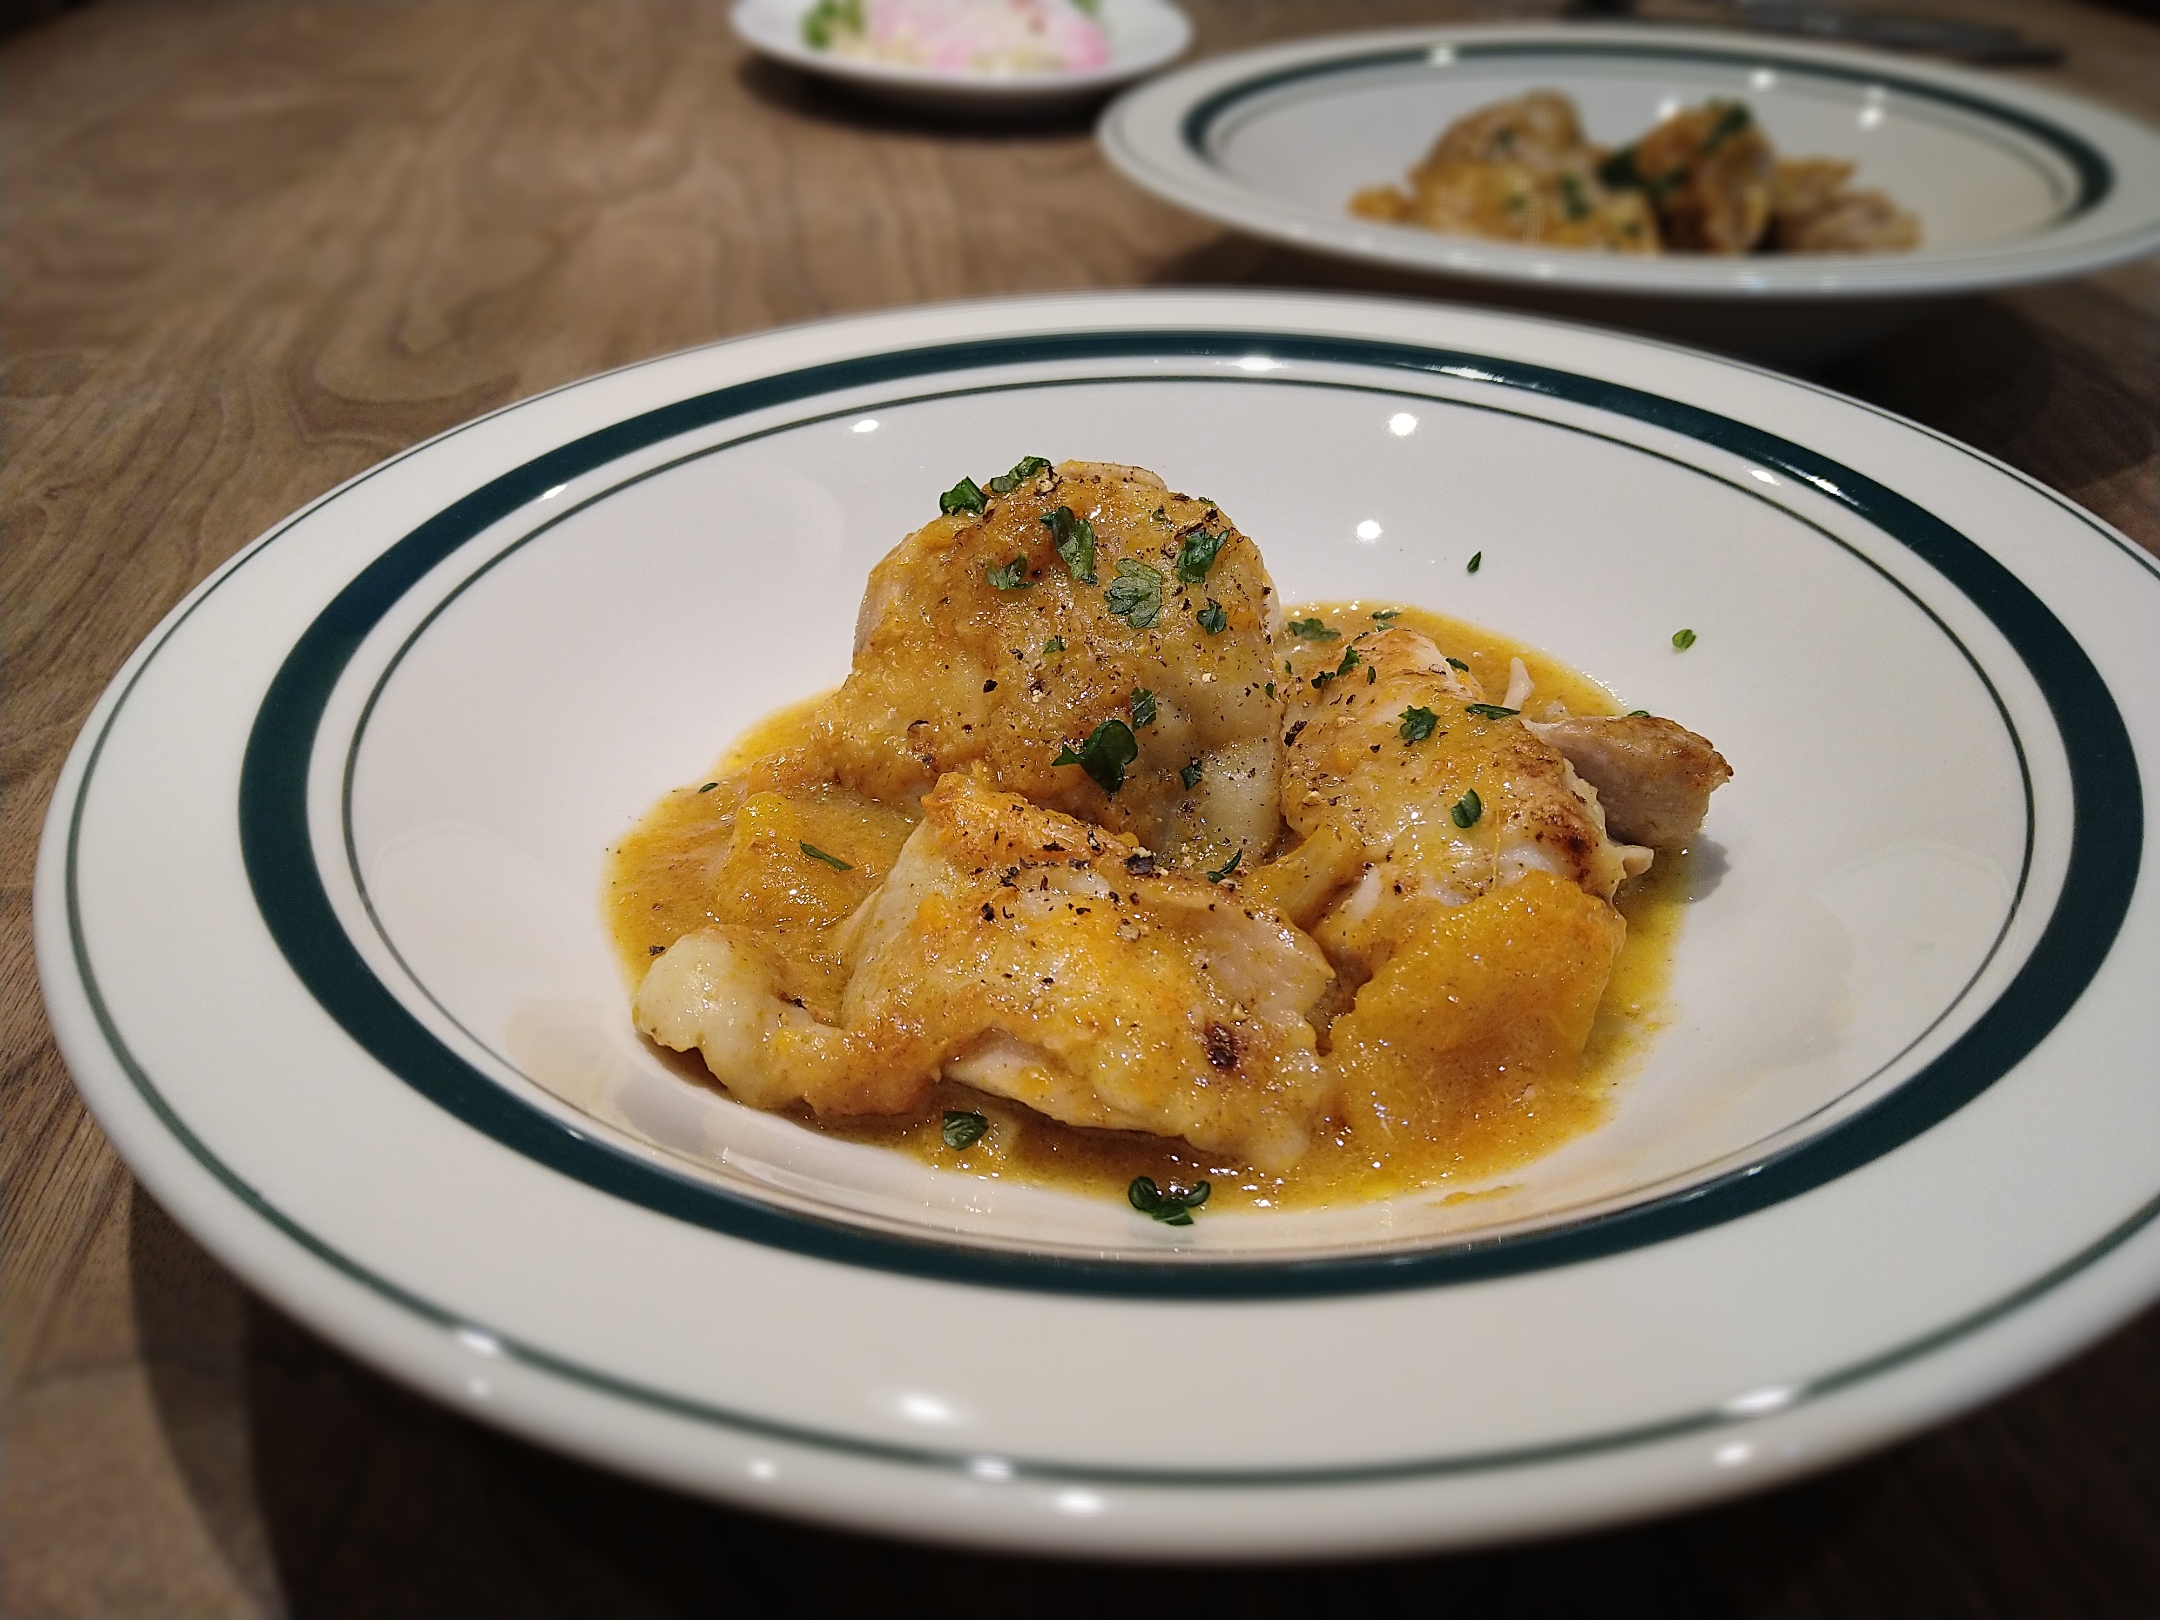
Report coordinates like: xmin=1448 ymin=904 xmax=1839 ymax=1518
xmin=1528 ymin=714 xmax=1734 ymax=849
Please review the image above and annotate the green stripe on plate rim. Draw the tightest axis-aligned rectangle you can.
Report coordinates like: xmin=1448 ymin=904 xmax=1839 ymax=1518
xmin=224 ymin=330 xmax=2140 ymax=1298
xmin=337 ymin=369 xmax=2037 ymax=1262
xmin=1176 ymin=40 xmax=2114 ymax=220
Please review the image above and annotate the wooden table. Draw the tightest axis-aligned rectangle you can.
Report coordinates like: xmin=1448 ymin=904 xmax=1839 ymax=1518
xmin=5 ymin=1 xmax=2155 ymax=1611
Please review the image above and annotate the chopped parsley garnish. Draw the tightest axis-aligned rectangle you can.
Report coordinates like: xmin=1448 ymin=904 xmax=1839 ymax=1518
xmin=1558 ymin=172 xmax=1590 ymax=222
xmin=697 ymin=782 xmax=718 ymax=793
xmin=1196 ymin=598 xmax=1228 ymax=635
xmin=1467 ymin=551 xmax=1483 ymax=574
xmin=1129 ymin=1175 xmax=1210 ymax=1226
xmin=1103 ymin=557 xmax=1164 ymax=629
xmin=1366 ymin=665 xmax=1376 ymax=684
xmin=986 ymin=556 xmax=1032 ymax=591
xmin=1371 ymin=607 xmax=1400 ymax=622
xmin=941 ymin=1109 xmax=989 ymax=1150
xmin=1054 ymin=717 xmax=1139 ymax=794
xmin=1672 ymin=627 xmax=1698 ymax=650
xmin=939 ymin=475 xmax=986 ymax=516
xmin=1451 ymin=789 xmax=1484 ymax=829
xmin=1287 ymin=617 xmax=1340 ymax=641
xmin=1180 ymin=759 xmax=1204 ymax=790
xmin=1400 ymin=706 xmax=1439 ymax=743
xmin=1466 ymin=702 xmax=1519 ymax=720
xmin=1175 ymin=528 xmax=1226 ymax=584
xmin=1130 ymin=687 xmax=1157 ymax=727
xmin=1205 ymin=848 xmax=1242 ymax=883
xmin=1598 ymin=146 xmax=1641 ymax=191
xmin=1446 ymin=657 xmax=1469 ymax=671
xmin=986 ymin=455 xmax=1050 ymax=495
xmin=1311 ymin=645 xmax=1360 ymax=688
xmin=800 ymin=841 xmax=852 ymax=871
xmin=1627 ymin=708 xmax=1651 ymax=717
xmin=1265 ymin=681 xmax=1275 ymax=699
xmin=1040 ymin=505 xmax=1097 ymax=584
xmin=1043 ymin=636 xmax=1065 ymax=654
xmin=1703 ymin=101 xmax=1752 ymax=154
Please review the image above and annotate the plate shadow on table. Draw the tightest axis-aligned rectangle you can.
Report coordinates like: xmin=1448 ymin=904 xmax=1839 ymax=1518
xmin=1148 ymin=235 xmax=2160 ymax=472
xmin=732 ymin=54 xmax=1110 ymax=138
xmin=127 ymin=1184 xmax=2160 ymax=1618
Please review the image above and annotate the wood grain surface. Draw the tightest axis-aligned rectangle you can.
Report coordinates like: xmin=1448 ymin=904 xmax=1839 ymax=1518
xmin=4 ymin=1 xmax=2156 ymax=1614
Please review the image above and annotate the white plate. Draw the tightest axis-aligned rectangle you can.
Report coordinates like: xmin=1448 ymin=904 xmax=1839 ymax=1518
xmin=1099 ymin=24 xmax=2160 ymax=300
xmin=732 ymin=0 xmax=1190 ymax=111
xmin=35 ymin=292 xmax=2160 ymax=1557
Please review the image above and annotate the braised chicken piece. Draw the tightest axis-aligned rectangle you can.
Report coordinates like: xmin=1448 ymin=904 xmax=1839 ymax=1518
xmin=1243 ymin=622 xmax=1647 ymax=1146
xmin=816 ymin=459 xmax=1283 ymax=876
xmin=1606 ymin=101 xmax=1778 ymax=254
xmin=1769 ymin=158 xmax=1922 ymax=253
xmin=634 ymin=769 xmax=1335 ymax=1170
xmin=1350 ymin=89 xmax=1659 ymax=254
xmin=1526 ymin=713 xmax=1733 ymax=849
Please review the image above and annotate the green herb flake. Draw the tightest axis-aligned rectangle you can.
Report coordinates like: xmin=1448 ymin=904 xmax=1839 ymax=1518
xmin=1399 ymin=706 xmax=1439 ymax=744
xmin=1053 ymin=718 xmax=1140 ymax=794
xmin=1043 ymin=636 xmax=1066 ymax=655
xmin=1467 ymin=551 xmax=1483 ymax=574
xmin=1704 ymin=101 xmax=1752 ymax=154
xmin=1446 ymin=657 xmax=1469 ymax=671
xmin=1180 ymin=759 xmax=1204 ymax=790
xmin=986 ymin=455 xmax=1050 ymax=495
xmin=1128 ymin=1175 xmax=1211 ymax=1226
xmin=986 ymin=556 xmax=1032 ymax=591
xmin=1371 ymin=607 xmax=1401 ymax=622
xmin=1366 ymin=664 xmax=1376 ymax=684
xmin=800 ymin=0 xmax=862 ymax=47
xmin=941 ymin=1109 xmax=989 ymax=1150
xmin=1265 ymin=681 xmax=1275 ymax=699
xmin=1039 ymin=505 xmax=1097 ymax=585
xmin=1196 ymin=598 xmax=1228 ymax=635
xmin=1465 ymin=702 xmax=1519 ymax=720
xmin=1558 ymin=172 xmax=1591 ymax=222
xmin=1627 ymin=708 xmax=1651 ymax=717
xmin=1103 ymin=558 xmax=1164 ymax=629
xmin=1130 ymin=687 xmax=1158 ymax=727
xmin=1450 ymin=789 xmax=1484 ymax=829
xmin=1205 ymin=848 xmax=1242 ymax=883
xmin=1312 ymin=644 xmax=1361 ymax=689
xmin=800 ymin=841 xmax=852 ymax=872
xmin=1175 ymin=528 xmax=1226 ymax=584
xmin=1288 ymin=617 xmax=1340 ymax=641
xmin=696 ymin=782 xmax=719 ymax=793
xmin=1672 ymin=627 xmax=1698 ymax=650
xmin=939 ymin=475 xmax=986 ymax=516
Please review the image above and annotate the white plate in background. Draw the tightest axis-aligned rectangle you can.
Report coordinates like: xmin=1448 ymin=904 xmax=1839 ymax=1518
xmin=35 ymin=291 xmax=2160 ymax=1556
xmin=733 ymin=0 xmax=1190 ymax=111
xmin=1100 ymin=25 xmax=2160 ymax=300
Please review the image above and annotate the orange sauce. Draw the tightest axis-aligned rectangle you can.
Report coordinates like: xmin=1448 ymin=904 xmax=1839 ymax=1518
xmin=604 ymin=604 xmax=1685 ymax=1207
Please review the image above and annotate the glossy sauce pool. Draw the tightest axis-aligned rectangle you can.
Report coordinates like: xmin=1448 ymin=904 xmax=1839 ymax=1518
xmin=606 ymin=604 xmax=1686 ymax=1210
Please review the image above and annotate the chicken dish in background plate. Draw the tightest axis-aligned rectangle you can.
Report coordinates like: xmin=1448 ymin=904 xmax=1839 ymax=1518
xmin=1100 ymin=25 xmax=2160 ymax=360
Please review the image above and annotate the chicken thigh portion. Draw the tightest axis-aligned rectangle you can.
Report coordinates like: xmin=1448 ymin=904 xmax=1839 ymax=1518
xmin=816 ymin=459 xmax=1284 ymax=875
xmin=1262 ymin=625 xmax=1648 ymax=981
xmin=1526 ymin=713 xmax=1732 ymax=849
xmin=634 ymin=769 xmax=1336 ymax=1170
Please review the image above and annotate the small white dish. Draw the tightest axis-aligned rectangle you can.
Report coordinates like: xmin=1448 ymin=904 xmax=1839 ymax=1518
xmin=1099 ymin=25 xmax=2160 ymax=354
xmin=733 ymin=0 xmax=1191 ymax=113
xmin=35 ymin=291 xmax=2160 ymax=1557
